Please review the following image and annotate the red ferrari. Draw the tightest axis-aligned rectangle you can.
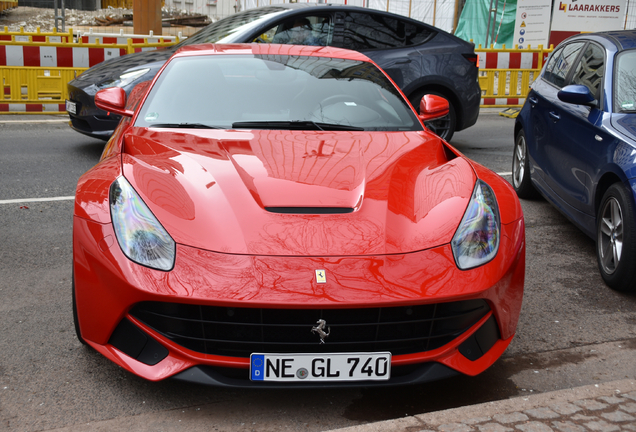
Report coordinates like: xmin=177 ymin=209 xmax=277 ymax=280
xmin=73 ymin=43 xmax=525 ymax=387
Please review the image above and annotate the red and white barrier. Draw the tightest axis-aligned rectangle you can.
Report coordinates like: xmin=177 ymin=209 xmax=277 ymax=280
xmin=478 ymin=51 xmax=541 ymax=70
xmin=0 ymin=44 xmax=128 ymax=67
xmin=0 ymin=103 xmax=66 ymax=113
xmin=481 ymin=97 xmax=526 ymax=106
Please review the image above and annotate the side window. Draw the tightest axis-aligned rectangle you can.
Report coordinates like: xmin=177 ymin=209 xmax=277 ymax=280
xmin=341 ymin=12 xmax=433 ymax=50
xmin=570 ymin=43 xmax=604 ymax=100
xmin=255 ymin=15 xmax=332 ymax=46
xmin=543 ymin=42 xmax=585 ymax=88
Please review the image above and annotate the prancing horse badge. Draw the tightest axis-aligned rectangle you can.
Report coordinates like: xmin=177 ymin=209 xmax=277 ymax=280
xmin=315 ymin=269 xmax=327 ymax=284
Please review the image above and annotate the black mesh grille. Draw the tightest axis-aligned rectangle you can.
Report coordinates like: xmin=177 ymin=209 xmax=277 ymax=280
xmin=129 ymin=300 xmax=490 ymax=358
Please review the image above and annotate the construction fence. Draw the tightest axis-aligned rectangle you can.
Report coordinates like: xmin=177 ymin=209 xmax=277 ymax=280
xmin=0 ymin=0 xmax=17 ymax=14
xmin=476 ymin=44 xmax=553 ymax=107
xmin=0 ymin=27 xmax=179 ymax=113
xmin=0 ymin=27 xmax=552 ymax=114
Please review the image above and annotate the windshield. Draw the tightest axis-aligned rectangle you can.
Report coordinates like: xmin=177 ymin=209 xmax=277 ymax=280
xmin=175 ymin=7 xmax=288 ymax=47
xmin=615 ymin=49 xmax=636 ymax=113
xmin=135 ymin=54 xmax=422 ymax=132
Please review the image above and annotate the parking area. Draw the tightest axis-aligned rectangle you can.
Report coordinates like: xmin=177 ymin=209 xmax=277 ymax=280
xmin=1 ymin=111 xmax=635 ymax=431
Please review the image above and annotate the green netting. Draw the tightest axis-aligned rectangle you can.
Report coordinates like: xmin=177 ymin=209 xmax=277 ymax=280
xmin=455 ymin=0 xmax=517 ymax=49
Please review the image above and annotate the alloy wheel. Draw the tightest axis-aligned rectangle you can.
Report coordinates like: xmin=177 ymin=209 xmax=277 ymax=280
xmin=513 ymin=134 xmax=526 ymax=189
xmin=598 ymin=197 xmax=623 ymax=275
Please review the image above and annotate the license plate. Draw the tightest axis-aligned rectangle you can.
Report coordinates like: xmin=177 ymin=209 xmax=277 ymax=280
xmin=65 ymin=100 xmax=76 ymax=115
xmin=250 ymin=352 xmax=391 ymax=382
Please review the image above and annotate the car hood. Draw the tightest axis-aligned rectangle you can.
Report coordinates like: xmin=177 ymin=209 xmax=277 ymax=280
xmin=122 ymin=128 xmax=476 ymax=256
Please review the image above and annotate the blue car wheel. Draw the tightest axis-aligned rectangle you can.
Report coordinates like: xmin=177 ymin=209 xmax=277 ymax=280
xmin=596 ymin=183 xmax=636 ymax=292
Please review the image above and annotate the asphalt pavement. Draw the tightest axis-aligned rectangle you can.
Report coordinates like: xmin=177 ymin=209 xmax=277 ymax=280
xmin=2 ymin=111 xmax=636 ymax=431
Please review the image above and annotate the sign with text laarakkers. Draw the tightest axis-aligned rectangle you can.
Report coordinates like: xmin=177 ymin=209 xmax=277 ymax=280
xmin=513 ymin=0 xmax=552 ymax=49
xmin=550 ymin=0 xmax=627 ymax=46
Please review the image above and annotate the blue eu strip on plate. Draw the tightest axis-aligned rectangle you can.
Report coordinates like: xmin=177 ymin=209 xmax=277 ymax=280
xmin=251 ymin=354 xmax=265 ymax=381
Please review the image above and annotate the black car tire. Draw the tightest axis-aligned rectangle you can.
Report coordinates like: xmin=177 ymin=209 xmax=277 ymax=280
xmin=409 ymin=90 xmax=456 ymax=142
xmin=512 ymin=129 xmax=538 ymax=199
xmin=72 ymin=273 xmax=88 ymax=345
xmin=596 ymin=183 xmax=636 ymax=292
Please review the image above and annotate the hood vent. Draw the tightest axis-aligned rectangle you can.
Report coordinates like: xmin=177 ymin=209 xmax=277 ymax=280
xmin=265 ymin=207 xmax=354 ymax=214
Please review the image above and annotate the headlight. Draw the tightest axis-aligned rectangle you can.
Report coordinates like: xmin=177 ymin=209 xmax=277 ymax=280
xmin=109 ymin=177 xmax=175 ymax=271
xmin=97 ymin=68 xmax=150 ymax=89
xmin=451 ymin=180 xmax=500 ymax=270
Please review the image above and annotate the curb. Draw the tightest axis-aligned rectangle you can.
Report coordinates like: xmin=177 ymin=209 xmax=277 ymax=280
xmin=326 ymin=379 xmax=636 ymax=431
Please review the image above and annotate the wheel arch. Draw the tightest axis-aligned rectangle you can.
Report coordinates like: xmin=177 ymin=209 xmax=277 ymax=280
xmin=594 ymin=171 xmax=629 ymax=217
xmin=514 ymin=120 xmax=524 ymax=141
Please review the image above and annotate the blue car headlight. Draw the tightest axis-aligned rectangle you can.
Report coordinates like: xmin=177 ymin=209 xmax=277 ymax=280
xmin=109 ymin=177 xmax=175 ymax=271
xmin=451 ymin=180 xmax=500 ymax=270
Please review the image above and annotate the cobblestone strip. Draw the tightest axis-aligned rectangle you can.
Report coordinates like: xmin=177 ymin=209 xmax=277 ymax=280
xmin=415 ymin=383 xmax=636 ymax=432
xmin=326 ymin=380 xmax=636 ymax=432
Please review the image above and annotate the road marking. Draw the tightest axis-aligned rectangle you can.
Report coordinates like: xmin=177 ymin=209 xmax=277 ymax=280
xmin=0 ymin=196 xmax=75 ymax=205
xmin=0 ymin=119 xmax=69 ymax=124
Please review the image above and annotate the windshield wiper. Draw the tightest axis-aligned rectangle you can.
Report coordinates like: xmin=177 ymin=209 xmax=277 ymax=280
xmin=149 ymin=123 xmax=222 ymax=129
xmin=231 ymin=121 xmax=364 ymax=131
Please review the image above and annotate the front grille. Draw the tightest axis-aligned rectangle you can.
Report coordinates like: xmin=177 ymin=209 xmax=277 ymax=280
xmin=130 ymin=300 xmax=490 ymax=358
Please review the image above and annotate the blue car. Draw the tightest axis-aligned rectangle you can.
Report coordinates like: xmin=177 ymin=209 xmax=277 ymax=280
xmin=512 ymin=30 xmax=636 ymax=292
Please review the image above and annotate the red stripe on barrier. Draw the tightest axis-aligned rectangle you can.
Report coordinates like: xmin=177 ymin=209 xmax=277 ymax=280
xmin=0 ymin=35 xmax=11 ymax=41
xmin=0 ymin=104 xmax=8 ymax=111
xmin=26 ymin=104 xmax=43 ymax=112
xmin=509 ymin=52 xmax=521 ymax=69
xmin=0 ymin=45 xmax=5 ymax=66
xmin=508 ymin=98 xmax=519 ymax=105
xmin=485 ymin=52 xmax=498 ymax=69
xmin=32 ymin=36 xmax=46 ymax=42
xmin=103 ymin=37 xmax=117 ymax=44
xmin=483 ymin=98 xmax=496 ymax=105
xmin=81 ymin=36 xmax=89 ymax=43
xmin=120 ymin=48 xmax=127 ymax=56
xmin=56 ymin=47 xmax=73 ymax=67
xmin=4 ymin=87 xmax=9 ymax=95
xmin=132 ymin=38 xmax=144 ymax=43
xmin=533 ymin=53 xmax=539 ymax=69
xmin=58 ymin=103 xmax=65 ymax=111
xmin=88 ymin=48 xmax=104 ymax=67
xmin=24 ymin=45 xmax=40 ymax=67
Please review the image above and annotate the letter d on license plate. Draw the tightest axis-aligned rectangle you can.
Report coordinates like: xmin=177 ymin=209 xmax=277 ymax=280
xmin=250 ymin=352 xmax=391 ymax=382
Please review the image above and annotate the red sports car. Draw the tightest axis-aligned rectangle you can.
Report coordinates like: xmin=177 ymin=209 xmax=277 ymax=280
xmin=73 ymin=43 xmax=525 ymax=387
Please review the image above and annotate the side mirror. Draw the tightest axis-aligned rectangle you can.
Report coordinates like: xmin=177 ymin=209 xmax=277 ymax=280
xmin=418 ymin=94 xmax=449 ymax=122
xmin=95 ymin=87 xmax=134 ymax=117
xmin=557 ymin=84 xmax=597 ymax=107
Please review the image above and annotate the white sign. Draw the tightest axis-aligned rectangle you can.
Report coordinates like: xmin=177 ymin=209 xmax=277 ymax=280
xmin=513 ymin=0 xmax=553 ymax=49
xmin=550 ymin=0 xmax=627 ymax=46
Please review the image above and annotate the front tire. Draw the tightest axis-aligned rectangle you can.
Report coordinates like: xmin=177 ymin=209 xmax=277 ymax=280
xmin=409 ymin=90 xmax=456 ymax=142
xmin=512 ymin=129 xmax=538 ymax=199
xmin=596 ymin=183 xmax=636 ymax=292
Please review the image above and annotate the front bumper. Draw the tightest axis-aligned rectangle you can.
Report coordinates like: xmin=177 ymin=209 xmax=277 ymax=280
xmin=73 ymin=216 xmax=525 ymax=387
xmin=67 ymin=82 xmax=120 ymax=140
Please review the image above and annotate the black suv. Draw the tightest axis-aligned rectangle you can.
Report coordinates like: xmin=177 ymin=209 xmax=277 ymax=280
xmin=67 ymin=3 xmax=480 ymax=141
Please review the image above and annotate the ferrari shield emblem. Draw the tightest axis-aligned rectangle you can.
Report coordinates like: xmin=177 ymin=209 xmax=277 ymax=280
xmin=315 ymin=270 xmax=327 ymax=284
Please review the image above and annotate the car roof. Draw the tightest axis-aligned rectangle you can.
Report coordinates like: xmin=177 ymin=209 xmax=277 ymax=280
xmin=230 ymin=2 xmax=441 ymax=28
xmin=173 ymin=43 xmax=373 ymax=62
xmin=568 ymin=30 xmax=636 ymax=51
